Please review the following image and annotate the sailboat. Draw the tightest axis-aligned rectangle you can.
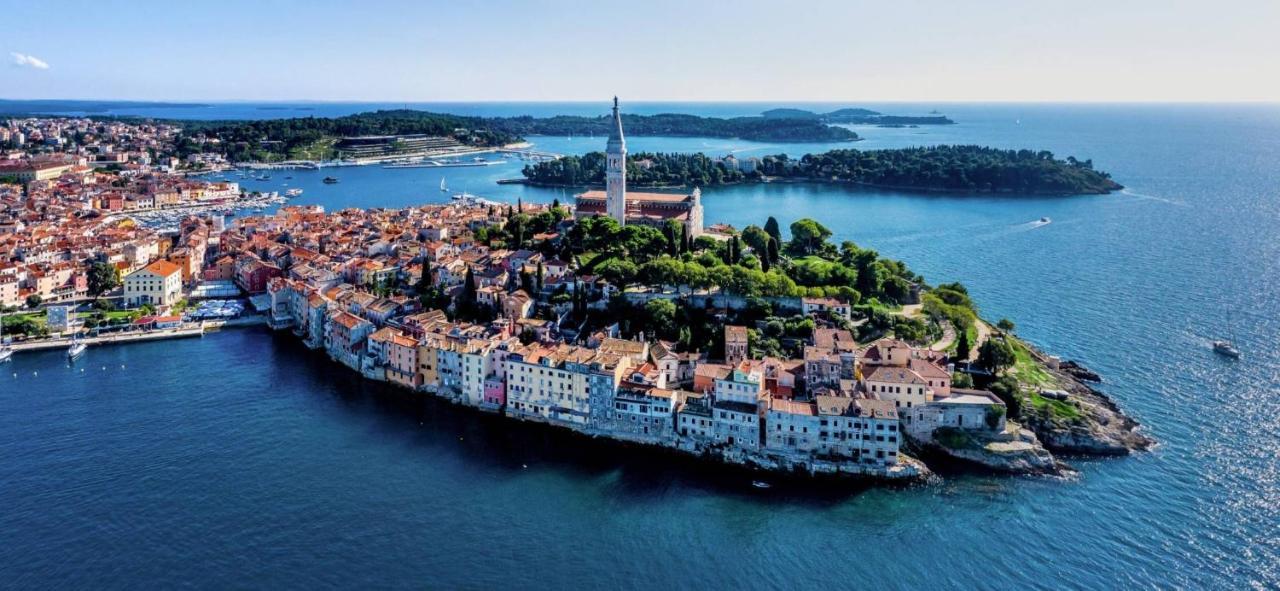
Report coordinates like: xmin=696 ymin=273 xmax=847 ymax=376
xmin=0 ymin=311 xmax=11 ymax=363
xmin=1213 ymin=313 xmax=1241 ymax=359
xmin=440 ymin=177 xmax=448 ymax=193
xmin=66 ymin=334 xmax=87 ymax=361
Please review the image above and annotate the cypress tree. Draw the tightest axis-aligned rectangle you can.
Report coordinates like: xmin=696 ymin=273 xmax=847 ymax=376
xmin=764 ymin=216 xmax=782 ymax=245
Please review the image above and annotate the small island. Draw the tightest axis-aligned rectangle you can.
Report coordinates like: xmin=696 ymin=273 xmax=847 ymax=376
xmin=762 ymin=107 xmax=956 ymax=125
xmin=520 ymin=145 xmax=1123 ymax=195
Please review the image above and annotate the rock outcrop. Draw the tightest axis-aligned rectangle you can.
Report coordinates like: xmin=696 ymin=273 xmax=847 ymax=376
xmin=919 ymin=423 xmax=1060 ymax=475
xmin=1029 ymin=373 xmax=1155 ymax=455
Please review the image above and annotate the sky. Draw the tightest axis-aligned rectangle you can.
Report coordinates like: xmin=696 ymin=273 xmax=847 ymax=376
xmin=2 ymin=0 xmax=1278 ymax=103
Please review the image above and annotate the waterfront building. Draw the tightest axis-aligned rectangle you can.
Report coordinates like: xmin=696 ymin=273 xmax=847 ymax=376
xmin=386 ymin=332 xmax=422 ymax=389
xmin=765 ymin=398 xmax=821 ymax=455
xmin=326 ymin=311 xmax=374 ymax=371
xmin=814 ymin=396 xmax=901 ymax=467
xmin=123 ymin=259 xmax=183 ymax=307
xmin=574 ymin=98 xmax=704 ymax=237
xmin=608 ymin=384 xmax=680 ymax=444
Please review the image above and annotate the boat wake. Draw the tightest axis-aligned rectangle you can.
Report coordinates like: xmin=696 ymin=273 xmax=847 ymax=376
xmin=1118 ymin=189 xmax=1187 ymax=207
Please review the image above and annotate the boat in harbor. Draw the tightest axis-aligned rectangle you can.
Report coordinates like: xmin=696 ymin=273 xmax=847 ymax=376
xmin=66 ymin=337 xmax=87 ymax=361
xmin=323 ymin=176 xmax=340 ymax=184
xmin=751 ymin=480 xmax=772 ymax=489
xmin=1039 ymin=216 xmax=1051 ymax=224
xmin=285 ymin=188 xmax=303 ymax=197
xmin=440 ymin=178 xmax=448 ymax=192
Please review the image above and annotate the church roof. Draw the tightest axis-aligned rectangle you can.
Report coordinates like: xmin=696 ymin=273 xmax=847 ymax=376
xmin=576 ymin=190 xmax=692 ymax=203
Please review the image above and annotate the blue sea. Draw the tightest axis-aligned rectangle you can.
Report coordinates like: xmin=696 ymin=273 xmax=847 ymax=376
xmin=3 ymin=103 xmax=1278 ymax=589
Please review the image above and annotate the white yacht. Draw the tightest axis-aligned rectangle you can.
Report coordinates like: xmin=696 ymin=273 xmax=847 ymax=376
xmin=67 ymin=339 xmax=87 ymax=361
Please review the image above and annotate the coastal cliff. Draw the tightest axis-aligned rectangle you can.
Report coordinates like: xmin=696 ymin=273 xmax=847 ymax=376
xmin=1025 ymin=365 xmax=1155 ymax=456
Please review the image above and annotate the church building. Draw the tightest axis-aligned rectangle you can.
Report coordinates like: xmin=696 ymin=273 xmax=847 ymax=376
xmin=574 ymin=98 xmax=704 ymax=237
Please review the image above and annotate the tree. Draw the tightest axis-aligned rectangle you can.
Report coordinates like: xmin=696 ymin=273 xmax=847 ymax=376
xmin=595 ymin=258 xmax=638 ymax=287
xmin=996 ymin=318 xmax=1016 ymax=332
xmin=644 ymin=298 xmax=677 ymax=340
xmin=788 ymin=218 xmax=832 ymax=255
xmin=25 ymin=294 xmax=42 ymax=309
xmin=977 ymin=337 xmax=1016 ymax=374
xmin=462 ymin=268 xmax=478 ymax=302
xmin=952 ymin=371 xmax=974 ymax=389
xmin=766 ymin=237 xmax=779 ymax=264
xmin=741 ymin=225 xmax=771 ymax=256
xmin=955 ymin=327 xmax=972 ymax=361
xmin=87 ymin=261 xmax=120 ymax=296
xmin=764 ymin=216 xmax=782 ymax=245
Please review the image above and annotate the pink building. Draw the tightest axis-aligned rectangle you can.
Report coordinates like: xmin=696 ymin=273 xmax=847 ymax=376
xmin=387 ymin=334 xmax=422 ymax=389
xmin=483 ymin=376 xmax=506 ymax=411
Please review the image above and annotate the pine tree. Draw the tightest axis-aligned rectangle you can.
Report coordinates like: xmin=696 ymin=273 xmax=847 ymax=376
xmin=767 ymin=236 xmax=780 ymax=263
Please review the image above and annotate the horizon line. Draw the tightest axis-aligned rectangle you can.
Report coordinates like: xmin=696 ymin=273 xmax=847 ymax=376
xmin=2 ymin=97 xmax=1279 ymax=106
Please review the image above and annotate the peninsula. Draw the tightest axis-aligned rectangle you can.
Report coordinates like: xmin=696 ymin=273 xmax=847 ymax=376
xmin=0 ymin=103 xmax=1149 ymax=483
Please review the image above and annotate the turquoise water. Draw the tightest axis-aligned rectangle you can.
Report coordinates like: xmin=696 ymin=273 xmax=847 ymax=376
xmin=4 ymin=104 xmax=1279 ymax=588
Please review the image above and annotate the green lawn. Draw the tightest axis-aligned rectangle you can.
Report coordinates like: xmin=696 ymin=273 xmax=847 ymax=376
xmin=1008 ymin=337 xmax=1059 ymax=388
xmin=287 ymin=137 xmax=338 ymax=161
xmin=1025 ymin=390 xmax=1082 ymax=420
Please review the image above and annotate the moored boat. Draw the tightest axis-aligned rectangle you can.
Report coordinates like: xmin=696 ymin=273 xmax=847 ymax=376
xmin=67 ymin=341 xmax=87 ymax=360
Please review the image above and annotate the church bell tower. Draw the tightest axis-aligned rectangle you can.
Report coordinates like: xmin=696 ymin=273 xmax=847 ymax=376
xmin=605 ymin=96 xmax=627 ymax=226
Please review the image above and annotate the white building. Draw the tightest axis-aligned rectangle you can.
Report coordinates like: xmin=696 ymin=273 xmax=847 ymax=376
xmin=123 ymin=259 xmax=183 ymax=307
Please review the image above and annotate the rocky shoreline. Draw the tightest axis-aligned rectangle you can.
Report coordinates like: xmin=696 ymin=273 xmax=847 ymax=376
xmin=1030 ymin=364 xmax=1155 ymax=456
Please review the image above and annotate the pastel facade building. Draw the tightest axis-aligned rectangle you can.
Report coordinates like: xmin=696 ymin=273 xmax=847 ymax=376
xmin=123 ymin=259 xmax=183 ymax=307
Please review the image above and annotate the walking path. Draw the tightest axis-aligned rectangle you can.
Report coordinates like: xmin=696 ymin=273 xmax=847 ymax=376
xmin=10 ymin=326 xmax=207 ymax=352
xmin=930 ymin=321 xmax=958 ymax=352
xmin=7 ymin=315 xmax=266 ymax=354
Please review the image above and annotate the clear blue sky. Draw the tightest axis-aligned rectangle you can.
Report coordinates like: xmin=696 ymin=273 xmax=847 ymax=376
xmin=2 ymin=0 xmax=1277 ymax=102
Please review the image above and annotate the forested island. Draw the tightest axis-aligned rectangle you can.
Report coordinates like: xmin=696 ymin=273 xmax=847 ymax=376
xmin=165 ymin=106 xmax=958 ymax=161
xmin=173 ymin=110 xmax=521 ymax=162
xmin=521 ymin=145 xmax=1122 ymax=195
xmin=488 ymin=112 xmax=858 ymax=142
xmin=172 ymin=110 xmax=866 ymax=161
